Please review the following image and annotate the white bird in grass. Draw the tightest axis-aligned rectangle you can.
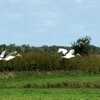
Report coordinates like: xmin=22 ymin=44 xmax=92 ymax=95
xmin=0 ymin=50 xmax=6 ymax=60
xmin=58 ymin=48 xmax=68 ymax=55
xmin=61 ymin=49 xmax=75 ymax=59
xmin=58 ymin=48 xmax=80 ymax=59
xmin=0 ymin=50 xmax=22 ymax=61
xmin=4 ymin=52 xmax=22 ymax=61
xmin=3 ymin=55 xmax=16 ymax=61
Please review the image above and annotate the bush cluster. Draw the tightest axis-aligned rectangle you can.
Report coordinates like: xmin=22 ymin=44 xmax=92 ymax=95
xmin=0 ymin=52 xmax=100 ymax=73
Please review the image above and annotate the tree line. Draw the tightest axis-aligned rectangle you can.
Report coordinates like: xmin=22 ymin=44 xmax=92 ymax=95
xmin=0 ymin=36 xmax=99 ymax=55
xmin=0 ymin=36 xmax=100 ymax=72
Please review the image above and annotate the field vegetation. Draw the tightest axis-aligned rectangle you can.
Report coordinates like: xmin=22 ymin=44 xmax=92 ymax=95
xmin=0 ymin=36 xmax=100 ymax=72
xmin=0 ymin=88 xmax=100 ymax=100
xmin=0 ymin=71 xmax=100 ymax=89
xmin=0 ymin=54 xmax=100 ymax=73
xmin=0 ymin=71 xmax=100 ymax=99
xmin=0 ymin=36 xmax=100 ymax=99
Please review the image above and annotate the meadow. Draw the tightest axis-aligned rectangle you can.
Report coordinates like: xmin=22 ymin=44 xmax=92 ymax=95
xmin=0 ymin=71 xmax=100 ymax=100
xmin=0 ymin=88 xmax=100 ymax=100
xmin=0 ymin=71 xmax=100 ymax=88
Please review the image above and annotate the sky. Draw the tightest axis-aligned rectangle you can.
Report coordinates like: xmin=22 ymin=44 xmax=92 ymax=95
xmin=0 ymin=0 xmax=100 ymax=47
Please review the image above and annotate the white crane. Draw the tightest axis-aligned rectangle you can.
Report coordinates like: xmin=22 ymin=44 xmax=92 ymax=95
xmin=58 ymin=48 xmax=68 ymax=55
xmin=58 ymin=48 xmax=80 ymax=59
xmin=0 ymin=50 xmax=6 ymax=60
xmin=0 ymin=50 xmax=22 ymax=61
xmin=61 ymin=49 xmax=75 ymax=59
xmin=4 ymin=52 xmax=22 ymax=61
xmin=3 ymin=55 xmax=16 ymax=61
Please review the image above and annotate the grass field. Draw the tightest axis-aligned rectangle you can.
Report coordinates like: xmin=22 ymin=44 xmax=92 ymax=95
xmin=0 ymin=71 xmax=100 ymax=100
xmin=0 ymin=88 xmax=100 ymax=100
xmin=0 ymin=71 xmax=100 ymax=88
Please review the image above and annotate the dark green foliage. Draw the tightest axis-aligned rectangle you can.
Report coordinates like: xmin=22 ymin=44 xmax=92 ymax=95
xmin=0 ymin=52 xmax=100 ymax=73
xmin=91 ymin=45 xmax=100 ymax=54
xmin=72 ymin=36 xmax=91 ymax=55
xmin=0 ymin=43 xmax=100 ymax=72
xmin=0 ymin=43 xmax=100 ymax=54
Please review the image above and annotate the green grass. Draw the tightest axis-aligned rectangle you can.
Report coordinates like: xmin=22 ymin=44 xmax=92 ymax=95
xmin=0 ymin=71 xmax=100 ymax=88
xmin=0 ymin=88 xmax=100 ymax=100
xmin=0 ymin=71 xmax=100 ymax=99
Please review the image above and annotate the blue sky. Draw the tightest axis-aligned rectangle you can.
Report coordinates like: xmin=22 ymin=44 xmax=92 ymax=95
xmin=0 ymin=0 xmax=100 ymax=47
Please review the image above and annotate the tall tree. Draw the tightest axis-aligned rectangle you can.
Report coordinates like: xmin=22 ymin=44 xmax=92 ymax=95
xmin=71 ymin=36 xmax=91 ymax=56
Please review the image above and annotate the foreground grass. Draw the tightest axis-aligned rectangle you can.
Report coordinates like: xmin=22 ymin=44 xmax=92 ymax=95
xmin=0 ymin=88 xmax=100 ymax=100
xmin=0 ymin=71 xmax=100 ymax=88
xmin=0 ymin=71 xmax=100 ymax=99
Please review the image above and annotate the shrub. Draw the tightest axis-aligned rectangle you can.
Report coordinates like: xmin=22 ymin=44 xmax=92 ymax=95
xmin=0 ymin=52 xmax=100 ymax=73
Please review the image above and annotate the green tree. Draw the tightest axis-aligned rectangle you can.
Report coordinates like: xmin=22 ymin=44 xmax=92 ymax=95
xmin=71 ymin=36 xmax=91 ymax=56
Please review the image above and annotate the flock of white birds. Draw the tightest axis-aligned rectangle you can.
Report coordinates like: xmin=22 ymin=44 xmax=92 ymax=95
xmin=58 ymin=48 xmax=80 ymax=59
xmin=0 ymin=50 xmax=22 ymax=61
xmin=0 ymin=48 xmax=79 ymax=62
